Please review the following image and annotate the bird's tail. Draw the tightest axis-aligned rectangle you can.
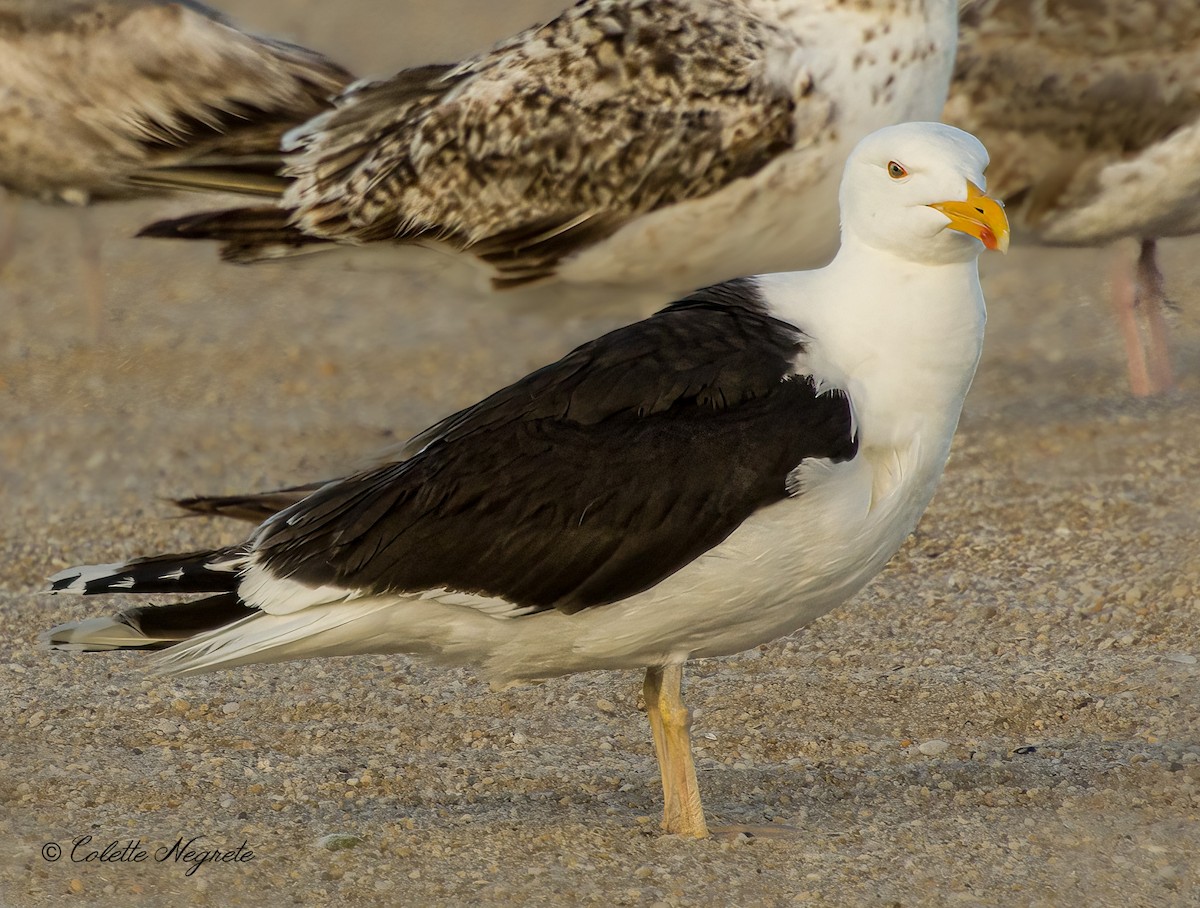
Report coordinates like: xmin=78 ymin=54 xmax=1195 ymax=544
xmin=136 ymin=206 xmax=330 ymax=263
xmin=43 ymin=547 xmax=255 ymax=651
xmin=44 ymin=555 xmax=519 ymax=678
xmin=42 ymin=594 xmax=254 ymax=651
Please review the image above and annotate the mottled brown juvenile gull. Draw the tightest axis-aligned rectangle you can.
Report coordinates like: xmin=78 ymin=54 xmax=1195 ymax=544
xmin=0 ymin=0 xmax=352 ymax=329
xmin=944 ymin=0 xmax=1200 ymax=396
xmin=138 ymin=0 xmax=960 ymax=293
xmin=44 ymin=123 xmax=1009 ymax=837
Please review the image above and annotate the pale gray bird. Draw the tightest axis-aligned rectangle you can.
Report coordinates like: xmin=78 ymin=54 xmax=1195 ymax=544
xmin=137 ymin=0 xmax=961 ymax=295
xmin=945 ymin=0 xmax=1200 ymax=396
xmin=0 ymin=0 xmax=352 ymax=332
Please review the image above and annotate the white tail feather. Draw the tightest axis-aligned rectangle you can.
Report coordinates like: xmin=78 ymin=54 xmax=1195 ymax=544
xmin=47 ymin=562 xmax=129 ymax=594
xmin=41 ymin=616 xmax=162 ymax=651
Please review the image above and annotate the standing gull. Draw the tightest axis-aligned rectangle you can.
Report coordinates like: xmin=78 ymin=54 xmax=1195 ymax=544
xmin=945 ymin=0 xmax=1200 ymax=396
xmin=44 ymin=123 xmax=1009 ymax=837
xmin=0 ymin=0 xmax=352 ymax=331
xmin=137 ymin=0 xmax=960 ymax=293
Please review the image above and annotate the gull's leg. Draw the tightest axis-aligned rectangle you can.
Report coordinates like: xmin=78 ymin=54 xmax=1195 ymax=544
xmin=643 ymin=667 xmax=673 ymax=818
xmin=1110 ymin=242 xmax=1152 ymax=396
xmin=1134 ymin=238 xmax=1174 ymax=396
xmin=0 ymin=188 xmax=17 ymax=274
xmin=643 ymin=665 xmax=708 ymax=838
xmin=77 ymin=204 xmax=105 ymax=340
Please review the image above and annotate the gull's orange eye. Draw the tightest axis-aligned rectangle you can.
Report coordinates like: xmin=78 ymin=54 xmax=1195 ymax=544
xmin=887 ymin=161 xmax=907 ymax=179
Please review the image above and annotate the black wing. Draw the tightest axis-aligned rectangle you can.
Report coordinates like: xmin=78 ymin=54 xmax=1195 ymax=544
xmin=252 ymin=281 xmax=857 ymax=615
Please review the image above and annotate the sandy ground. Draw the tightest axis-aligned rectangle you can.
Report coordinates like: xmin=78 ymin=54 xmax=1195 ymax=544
xmin=2 ymin=3 xmax=1200 ymax=906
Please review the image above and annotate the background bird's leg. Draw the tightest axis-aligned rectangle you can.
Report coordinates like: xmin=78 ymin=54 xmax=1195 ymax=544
xmin=1134 ymin=238 xmax=1174 ymax=396
xmin=643 ymin=664 xmax=708 ymax=838
xmin=0 ymin=188 xmax=17 ymax=276
xmin=1109 ymin=240 xmax=1152 ymax=396
xmin=76 ymin=204 xmax=105 ymax=340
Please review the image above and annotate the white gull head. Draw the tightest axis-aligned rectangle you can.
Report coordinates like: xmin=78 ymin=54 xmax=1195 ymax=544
xmin=838 ymin=122 xmax=1008 ymax=266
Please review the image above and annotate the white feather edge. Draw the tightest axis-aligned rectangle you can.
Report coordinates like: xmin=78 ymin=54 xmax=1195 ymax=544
xmin=237 ymin=559 xmax=540 ymax=620
xmin=40 ymin=616 xmax=163 ymax=651
xmin=47 ymin=562 xmax=129 ymax=593
xmin=47 ymin=552 xmax=246 ymax=595
xmin=238 ymin=560 xmax=366 ymax=614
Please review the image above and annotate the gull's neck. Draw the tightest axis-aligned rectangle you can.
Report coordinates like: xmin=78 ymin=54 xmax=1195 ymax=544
xmin=764 ymin=236 xmax=987 ymax=453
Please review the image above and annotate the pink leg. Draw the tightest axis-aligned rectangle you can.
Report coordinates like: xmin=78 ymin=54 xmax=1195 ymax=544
xmin=1110 ymin=244 xmax=1152 ymax=396
xmin=1134 ymin=239 xmax=1174 ymax=395
xmin=0 ymin=188 xmax=17 ymax=273
xmin=76 ymin=205 xmax=106 ymax=340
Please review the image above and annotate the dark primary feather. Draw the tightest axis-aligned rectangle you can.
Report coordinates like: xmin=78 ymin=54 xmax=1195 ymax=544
xmin=49 ymin=547 xmax=244 ymax=595
xmin=136 ymin=205 xmax=324 ymax=262
xmin=42 ymin=593 xmax=254 ymax=650
xmin=106 ymin=594 xmax=251 ymax=647
xmin=253 ymin=280 xmax=857 ymax=615
xmin=119 ymin=593 xmax=252 ymax=642
xmin=176 ymin=483 xmax=327 ymax=523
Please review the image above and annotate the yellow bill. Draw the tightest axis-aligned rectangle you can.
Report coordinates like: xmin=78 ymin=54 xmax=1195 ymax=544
xmin=929 ymin=181 xmax=1010 ymax=253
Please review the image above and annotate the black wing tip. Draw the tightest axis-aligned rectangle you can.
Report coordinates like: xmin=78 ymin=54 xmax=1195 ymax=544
xmin=135 ymin=206 xmax=288 ymax=238
xmin=136 ymin=207 xmax=326 ymax=264
xmin=173 ymin=494 xmax=282 ymax=523
xmin=48 ymin=573 xmax=82 ymax=593
xmin=173 ymin=487 xmax=319 ymax=523
xmin=46 ymin=563 xmax=124 ymax=595
xmin=136 ymin=214 xmax=207 ymax=239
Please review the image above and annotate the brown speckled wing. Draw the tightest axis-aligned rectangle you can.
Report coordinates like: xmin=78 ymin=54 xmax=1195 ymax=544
xmin=280 ymin=0 xmax=806 ymax=284
xmin=0 ymin=0 xmax=352 ymax=201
